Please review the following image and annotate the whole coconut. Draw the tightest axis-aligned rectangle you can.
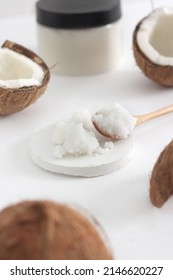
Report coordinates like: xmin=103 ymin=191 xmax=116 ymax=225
xmin=0 ymin=200 xmax=113 ymax=260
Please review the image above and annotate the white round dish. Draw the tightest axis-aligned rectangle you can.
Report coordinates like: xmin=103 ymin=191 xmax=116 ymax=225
xmin=30 ymin=123 xmax=135 ymax=177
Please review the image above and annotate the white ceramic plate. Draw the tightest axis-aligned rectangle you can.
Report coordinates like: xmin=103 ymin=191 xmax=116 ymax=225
xmin=30 ymin=124 xmax=135 ymax=177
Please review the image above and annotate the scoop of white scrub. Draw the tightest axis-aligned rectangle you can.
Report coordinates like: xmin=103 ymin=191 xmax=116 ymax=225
xmin=92 ymin=103 xmax=137 ymax=140
xmin=51 ymin=110 xmax=114 ymax=158
xmin=30 ymin=108 xmax=135 ymax=177
xmin=30 ymin=104 xmax=172 ymax=176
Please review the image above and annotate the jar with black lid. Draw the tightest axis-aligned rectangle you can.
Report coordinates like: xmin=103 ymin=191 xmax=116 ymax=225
xmin=36 ymin=0 xmax=122 ymax=75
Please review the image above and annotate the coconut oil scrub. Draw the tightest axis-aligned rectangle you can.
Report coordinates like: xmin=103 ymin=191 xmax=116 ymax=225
xmin=92 ymin=103 xmax=137 ymax=140
xmin=36 ymin=0 xmax=122 ymax=75
xmin=51 ymin=110 xmax=114 ymax=158
xmin=30 ymin=104 xmax=135 ymax=177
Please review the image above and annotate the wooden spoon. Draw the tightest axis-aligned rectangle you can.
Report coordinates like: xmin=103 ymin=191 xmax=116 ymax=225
xmin=92 ymin=104 xmax=173 ymax=140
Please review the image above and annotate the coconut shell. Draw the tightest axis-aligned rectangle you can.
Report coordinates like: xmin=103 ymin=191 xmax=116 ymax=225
xmin=0 ymin=200 xmax=113 ymax=260
xmin=150 ymin=139 xmax=173 ymax=207
xmin=133 ymin=20 xmax=173 ymax=87
xmin=0 ymin=40 xmax=50 ymax=115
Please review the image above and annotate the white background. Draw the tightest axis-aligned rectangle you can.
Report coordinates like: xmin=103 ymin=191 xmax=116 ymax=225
xmin=0 ymin=0 xmax=173 ymax=260
xmin=0 ymin=0 xmax=172 ymax=17
xmin=0 ymin=0 xmax=37 ymax=18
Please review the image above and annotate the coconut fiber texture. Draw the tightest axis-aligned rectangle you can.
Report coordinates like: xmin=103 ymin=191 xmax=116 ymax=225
xmin=150 ymin=139 xmax=173 ymax=207
xmin=0 ymin=40 xmax=50 ymax=115
xmin=133 ymin=20 xmax=173 ymax=87
xmin=0 ymin=200 xmax=113 ymax=260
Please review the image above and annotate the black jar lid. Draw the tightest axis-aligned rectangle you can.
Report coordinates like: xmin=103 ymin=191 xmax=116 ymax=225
xmin=36 ymin=0 xmax=121 ymax=29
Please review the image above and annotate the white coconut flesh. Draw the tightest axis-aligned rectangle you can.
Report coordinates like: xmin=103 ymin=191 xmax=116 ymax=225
xmin=137 ymin=7 xmax=173 ymax=66
xmin=0 ymin=48 xmax=44 ymax=89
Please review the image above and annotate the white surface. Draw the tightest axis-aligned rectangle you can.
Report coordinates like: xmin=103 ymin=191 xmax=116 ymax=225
xmin=30 ymin=123 xmax=134 ymax=177
xmin=0 ymin=0 xmax=173 ymax=260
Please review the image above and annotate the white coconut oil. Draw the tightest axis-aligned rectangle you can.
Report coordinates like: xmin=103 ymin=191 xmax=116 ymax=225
xmin=51 ymin=110 xmax=114 ymax=158
xmin=92 ymin=103 xmax=137 ymax=139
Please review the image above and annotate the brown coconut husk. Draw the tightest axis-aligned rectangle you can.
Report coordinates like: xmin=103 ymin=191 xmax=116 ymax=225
xmin=150 ymin=140 xmax=173 ymax=207
xmin=133 ymin=20 xmax=173 ymax=87
xmin=0 ymin=40 xmax=50 ymax=115
xmin=0 ymin=200 xmax=113 ymax=260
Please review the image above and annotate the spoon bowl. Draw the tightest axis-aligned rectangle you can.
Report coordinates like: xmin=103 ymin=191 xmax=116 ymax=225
xmin=92 ymin=104 xmax=173 ymax=140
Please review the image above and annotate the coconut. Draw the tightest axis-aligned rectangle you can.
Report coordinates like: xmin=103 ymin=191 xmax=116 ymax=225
xmin=150 ymin=139 xmax=173 ymax=207
xmin=0 ymin=40 xmax=50 ymax=115
xmin=133 ymin=7 xmax=173 ymax=86
xmin=0 ymin=200 xmax=113 ymax=260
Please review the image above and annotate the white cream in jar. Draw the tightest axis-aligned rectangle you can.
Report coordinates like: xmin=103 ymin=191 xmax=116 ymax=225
xmin=36 ymin=0 xmax=122 ymax=75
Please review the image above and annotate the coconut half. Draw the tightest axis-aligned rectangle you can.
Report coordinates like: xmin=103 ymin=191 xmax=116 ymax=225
xmin=0 ymin=40 xmax=50 ymax=115
xmin=133 ymin=7 xmax=173 ymax=86
xmin=150 ymin=139 xmax=173 ymax=207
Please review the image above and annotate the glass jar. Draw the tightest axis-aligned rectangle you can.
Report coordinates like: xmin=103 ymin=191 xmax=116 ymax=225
xmin=36 ymin=0 xmax=122 ymax=75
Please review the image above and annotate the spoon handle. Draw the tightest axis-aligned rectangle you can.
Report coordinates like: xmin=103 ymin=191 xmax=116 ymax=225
xmin=136 ymin=104 xmax=173 ymax=126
